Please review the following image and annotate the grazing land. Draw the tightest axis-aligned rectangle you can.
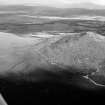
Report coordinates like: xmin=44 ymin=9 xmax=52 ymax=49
xmin=0 ymin=5 xmax=105 ymax=91
xmin=1 ymin=5 xmax=105 ymax=105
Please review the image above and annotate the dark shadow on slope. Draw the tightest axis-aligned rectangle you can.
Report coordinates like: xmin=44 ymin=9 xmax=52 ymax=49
xmin=0 ymin=66 xmax=104 ymax=105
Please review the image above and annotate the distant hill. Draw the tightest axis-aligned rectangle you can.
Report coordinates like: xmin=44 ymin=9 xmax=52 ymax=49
xmin=67 ymin=2 xmax=105 ymax=9
xmin=0 ymin=5 xmax=105 ymax=17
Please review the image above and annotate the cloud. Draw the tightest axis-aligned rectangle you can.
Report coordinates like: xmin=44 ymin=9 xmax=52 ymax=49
xmin=0 ymin=0 xmax=92 ymax=4
xmin=92 ymin=0 xmax=105 ymax=5
xmin=0 ymin=0 xmax=105 ymax=7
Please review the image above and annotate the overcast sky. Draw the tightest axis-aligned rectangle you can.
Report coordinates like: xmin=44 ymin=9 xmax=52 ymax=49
xmin=0 ymin=0 xmax=105 ymax=7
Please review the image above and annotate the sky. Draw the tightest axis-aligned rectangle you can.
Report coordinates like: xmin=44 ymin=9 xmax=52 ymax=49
xmin=0 ymin=0 xmax=105 ymax=7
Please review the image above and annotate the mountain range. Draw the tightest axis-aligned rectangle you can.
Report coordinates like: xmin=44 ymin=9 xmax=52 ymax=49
xmin=0 ymin=3 xmax=105 ymax=17
xmin=66 ymin=2 xmax=105 ymax=9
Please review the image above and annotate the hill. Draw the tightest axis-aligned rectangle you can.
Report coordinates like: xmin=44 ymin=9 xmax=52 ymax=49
xmin=0 ymin=5 xmax=105 ymax=17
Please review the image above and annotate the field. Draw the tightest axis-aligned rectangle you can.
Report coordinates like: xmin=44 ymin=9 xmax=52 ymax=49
xmin=0 ymin=14 xmax=105 ymax=36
